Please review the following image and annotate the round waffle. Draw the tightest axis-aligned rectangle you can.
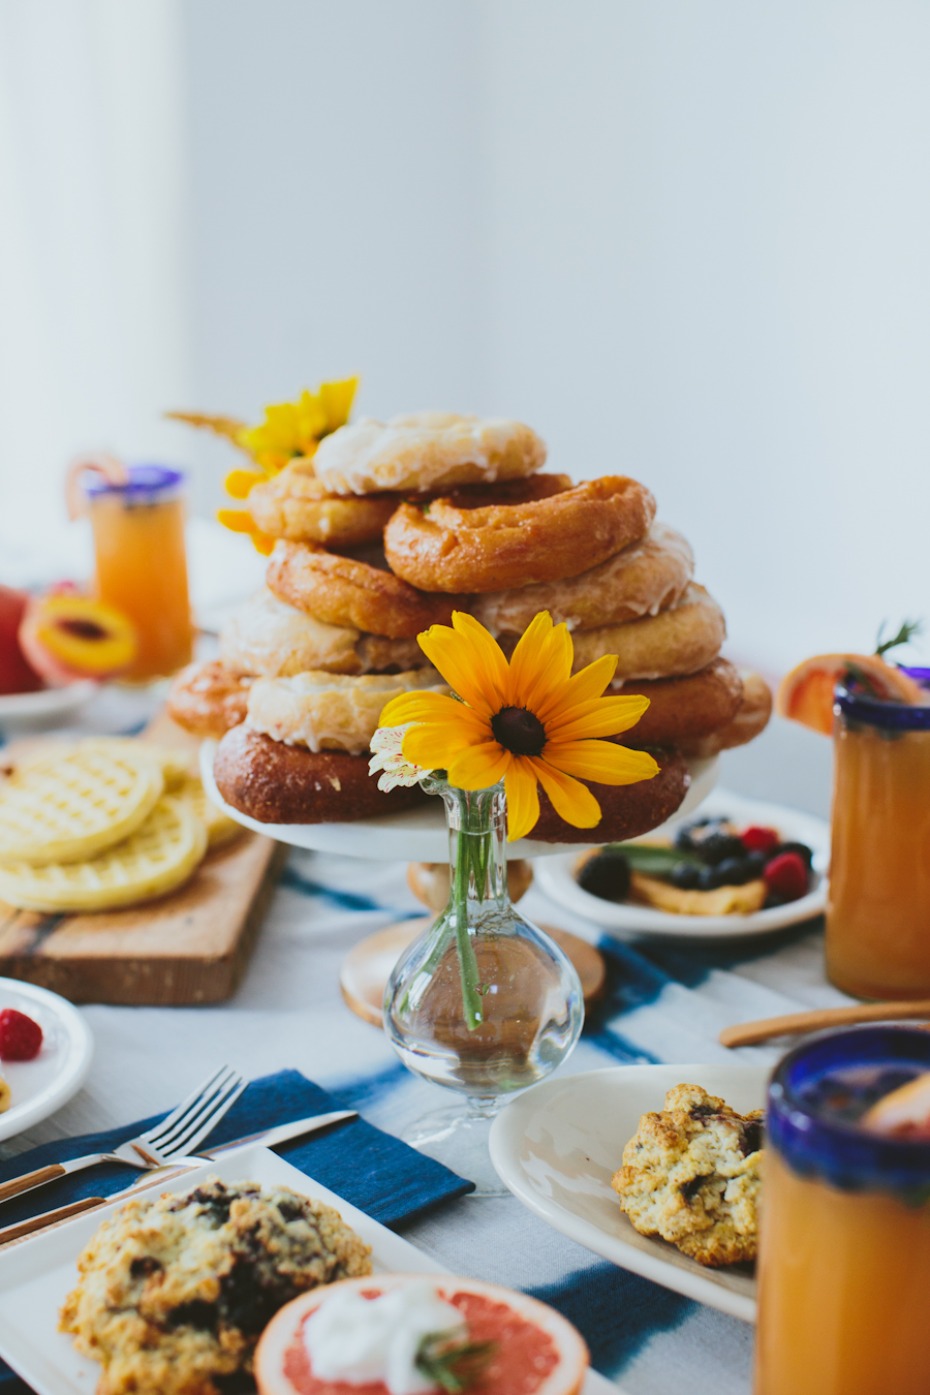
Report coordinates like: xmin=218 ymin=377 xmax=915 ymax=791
xmin=0 ymin=746 xmax=164 ymax=866
xmin=0 ymin=796 xmax=208 ymax=912
xmin=175 ymin=775 xmax=242 ymax=850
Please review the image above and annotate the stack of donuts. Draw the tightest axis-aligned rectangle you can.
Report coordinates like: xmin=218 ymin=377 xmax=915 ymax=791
xmin=168 ymin=410 xmax=771 ymax=841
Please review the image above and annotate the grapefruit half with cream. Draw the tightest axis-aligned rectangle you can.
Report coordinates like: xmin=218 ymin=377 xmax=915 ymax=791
xmin=255 ymin=1272 xmax=589 ymax=1395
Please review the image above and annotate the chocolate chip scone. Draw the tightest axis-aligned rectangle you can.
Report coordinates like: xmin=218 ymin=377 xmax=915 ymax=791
xmin=60 ymin=1178 xmax=372 ymax=1395
xmin=611 ymin=1083 xmax=763 ymax=1267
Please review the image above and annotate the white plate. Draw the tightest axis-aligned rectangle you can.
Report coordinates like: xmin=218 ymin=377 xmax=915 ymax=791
xmin=0 ymin=682 xmax=97 ymax=729
xmin=0 ymin=1144 xmax=623 ymax=1395
xmin=0 ymin=979 xmax=93 ymax=1143
xmin=490 ymin=1063 xmax=767 ymax=1323
xmin=201 ymin=739 xmax=719 ymax=862
xmin=534 ymin=790 xmax=829 ymax=938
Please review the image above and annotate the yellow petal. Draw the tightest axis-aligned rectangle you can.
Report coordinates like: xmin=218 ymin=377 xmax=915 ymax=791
xmin=418 ymin=614 xmax=509 ymax=716
xmin=379 ymin=691 xmax=486 ymax=730
xmin=507 ymin=612 xmax=573 ymax=711
xmin=319 ymin=375 xmax=360 ymax=431
xmin=530 ymin=757 xmax=603 ymax=828
xmin=216 ymin=508 xmax=256 ymax=533
xmin=447 ymin=742 xmax=511 ymax=790
xmin=402 ymin=724 xmax=477 ymax=770
xmin=534 ymin=653 xmax=618 ymax=723
xmin=250 ymin=530 xmax=276 ymax=556
xmin=545 ymin=694 xmax=651 ymax=741
xmin=545 ymin=738 xmax=659 ymax=785
xmin=225 ymin=468 xmax=265 ymax=500
xmin=504 ymin=761 xmax=541 ymax=842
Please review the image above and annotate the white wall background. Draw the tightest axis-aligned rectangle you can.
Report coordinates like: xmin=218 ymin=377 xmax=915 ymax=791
xmin=2 ymin=0 xmax=929 ymax=674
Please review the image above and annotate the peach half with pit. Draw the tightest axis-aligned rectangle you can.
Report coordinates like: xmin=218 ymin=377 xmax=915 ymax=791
xmin=19 ymin=594 xmax=137 ymax=685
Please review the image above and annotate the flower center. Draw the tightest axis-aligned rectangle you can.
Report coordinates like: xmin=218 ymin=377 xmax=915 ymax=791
xmin=491 ymin=706 xmax=547 ymax=757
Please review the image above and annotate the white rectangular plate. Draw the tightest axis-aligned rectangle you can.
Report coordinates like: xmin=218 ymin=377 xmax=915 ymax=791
xmin=0 ymin=1144 xmax=622 ymax=1394
xmin=490 ymin=1064 xmax=768 ymax=1323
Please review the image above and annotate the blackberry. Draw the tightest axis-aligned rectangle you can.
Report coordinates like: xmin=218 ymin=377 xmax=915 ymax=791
xmin=698 ymin=832 xmax=746 ymax=866
xmin=774 ymin=840 xmax=814 ymax=869
xmin=577 ymin=849 xmax=631 ymax=901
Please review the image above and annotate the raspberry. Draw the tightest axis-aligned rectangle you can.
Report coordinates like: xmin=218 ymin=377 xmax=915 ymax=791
xmin=763 ymin=852 xmax=809 ymax=903
xmin=741 ymin=825 xmax=780 ymax=854
xmin=0 ymin=1008 xmax=43 ymax=1061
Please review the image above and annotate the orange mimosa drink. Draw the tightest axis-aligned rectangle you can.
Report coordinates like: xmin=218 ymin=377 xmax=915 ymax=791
xmin=755 ymin=1027 xmax=930 ymax=1395
xmin=86 ymin=465 xmax=194 ymax=682
xmin=826 ymin=682 xmax=930 ymax=998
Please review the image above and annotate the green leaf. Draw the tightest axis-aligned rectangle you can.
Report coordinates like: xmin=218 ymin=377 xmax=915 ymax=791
xmin=416 ymin=1332 xmax=497 ymax=1393
xmin=875 ymin=618 xmax=923 ymax=658
xmin=605 ymin=842 xmax=702 ymax=873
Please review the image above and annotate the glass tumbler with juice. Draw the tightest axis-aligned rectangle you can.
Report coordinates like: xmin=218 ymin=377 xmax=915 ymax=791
xmin=826 ymin=680 xmax=930 ymax=999
xmin=754 ymin=1025 xmax=930 ymax=1395
xmin=84 ymin=465 xmax=194 ymax=682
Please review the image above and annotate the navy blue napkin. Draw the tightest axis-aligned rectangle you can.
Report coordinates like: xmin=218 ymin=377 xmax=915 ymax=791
xmin=0 ymin=1069 xmax=472 ymax=1393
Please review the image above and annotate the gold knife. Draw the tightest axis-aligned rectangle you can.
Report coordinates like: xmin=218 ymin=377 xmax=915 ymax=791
xmin=0 ymin=1107 xmax=357 ymax=1246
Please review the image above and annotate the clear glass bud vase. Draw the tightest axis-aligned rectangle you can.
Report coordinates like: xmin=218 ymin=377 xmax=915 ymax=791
xmin=383 ymin=779 xmax=584 ymax=1191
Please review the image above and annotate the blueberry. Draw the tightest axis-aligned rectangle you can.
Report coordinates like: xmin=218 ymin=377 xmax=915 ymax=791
xmin=577 ymin=850 xmax=631 ymax=901
xmin=698 ymin=832 xmax=746 ymax=866
xmin=670 ymin=862 xmax=700 ymax=889
xmin=697 ymin=864 xmax=723 ymax=891
xmin=675 ymin=816 xmax=727 ymax=852
xmin=716 ymin=856 xmax=755 ymax=886
xmin=775 ymin=841 xmax=814 ymax=869
xmin=744 ymin=850 xmax=767 ymax=877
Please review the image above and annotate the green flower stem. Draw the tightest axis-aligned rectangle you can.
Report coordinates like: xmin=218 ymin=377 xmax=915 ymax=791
xmin=451 ymin=801 xmax=487 ymax=1031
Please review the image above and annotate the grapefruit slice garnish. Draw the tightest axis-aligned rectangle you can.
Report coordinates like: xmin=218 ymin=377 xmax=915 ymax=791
xmin=861 ymin=1071 xmax=930 ymax=1138
xmin=775 ymin=653 xmax=924 ymax=736
xmin=255 ymin=1273 xmax=589 ymax=1395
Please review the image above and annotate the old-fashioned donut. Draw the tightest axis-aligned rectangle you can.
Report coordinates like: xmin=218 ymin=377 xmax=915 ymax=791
xmin=384 ymin=474 xmax=657 ymax=593
xmin=265 ymin=540 xmax=468 ymax=639
xmin=676 ymin=672 xmax=773 ymax=757
xmin=219 ymin=589 xmax=424 ymax=676
xmin=247 ymin=668 xmax=446 ymax=756
xmin=565 ymin=584 xmax=726 ymax=680
xmin=529 ymin=749 xmax=689 ymax=843
xmin=167 ymin=660 xmax=254 ymax=739
xmin=213 ymin=725 xmax=425 ymax=824
xmin=312 ymin=410 xmax=547 ymax=495
xmin=614 ymin=659 xmax=744 ymax=747
xmin=247 ymin=459 xmax=396 ymax=546
xmin=472 ymin=521 xmax=694 ymax=634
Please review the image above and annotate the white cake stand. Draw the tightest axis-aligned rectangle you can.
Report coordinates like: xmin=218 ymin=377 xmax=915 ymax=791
xmin=200 ymin=741 xmax=719 ymax=860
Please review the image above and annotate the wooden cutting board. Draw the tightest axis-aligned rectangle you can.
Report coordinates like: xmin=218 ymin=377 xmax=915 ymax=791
xmin=0 ymin=716 xmax=285 ymax=1006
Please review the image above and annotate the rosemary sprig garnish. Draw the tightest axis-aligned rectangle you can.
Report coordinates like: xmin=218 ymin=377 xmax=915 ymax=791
xmin=416 ymin=1331 xmax=497 ymax=1393
xmin=875 ymin=618 xmax=923 ymax=658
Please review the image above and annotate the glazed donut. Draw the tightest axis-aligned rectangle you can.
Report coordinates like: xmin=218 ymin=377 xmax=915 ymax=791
xmin=384 ymin=475 xmax=657 ymax=594
xmin=247 ymin=458 xmax=396 ymax=546
xmin=529 ymin=749 xmax=689 ymax=844
xmin=220 ymin=589 xmax=424 ymax=677
xmin=565 ymin=584 xmax=727 ymax=680
xmin=213 ymin=724 xmax=424 ymax=824
xmin=247 ymin=668 xmax=446 ymax=756
xmin=676 ymin=672 xmax=773 ymax=757
xmin=613 ymin=659 xmax=744 ymax=748
xmin=167 ymin=660 xmax=254 ymax=739
xmin=312 ymin=411 xmax=547 ymax=495
xmin=266 ymin=540 xmax=468 ymax=639
xmin=472 ymin=521 xmax=694 ymax=634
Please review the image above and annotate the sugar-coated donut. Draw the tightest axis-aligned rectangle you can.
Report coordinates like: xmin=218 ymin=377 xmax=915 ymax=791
xmin=213 ymin=725 xmax=425 ymax=824
xmin=247 ymin=459 xmax=396 ymax=546
xmin=384 ymin=474 xmax=657 ymax=594
xmin=472 ymin=521 xmax=694 ymax=634
xmin=614 ymin=659 xmax=744 ymax=747
xmin=312 ymin=410 xmax=547 ymax=495
xmin=566 ymin=584 xmax=726 ymax=680
xmin=677 ymin=671 xmax=773 ymax=757
xmin=219 ymin=589 xmax=424 ymax=676
xmin=265 ymin=540 xmax=468 ymax=639
xmin=530 ymin=749 xmax=689 ymax=843
xmin=246 ymin=668 xmax=446 ymax=756
xmin=167 ymin=660 xmax=254 ymax=739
